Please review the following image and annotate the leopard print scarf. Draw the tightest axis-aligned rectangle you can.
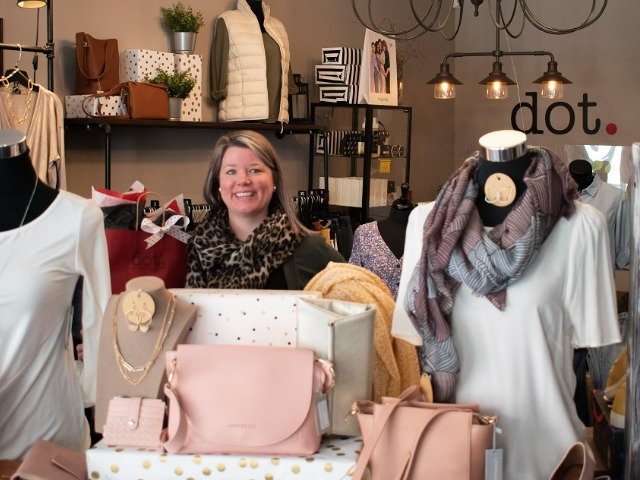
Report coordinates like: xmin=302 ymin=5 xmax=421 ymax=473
xmin=186 ymin=208 xmax=304 ymax=289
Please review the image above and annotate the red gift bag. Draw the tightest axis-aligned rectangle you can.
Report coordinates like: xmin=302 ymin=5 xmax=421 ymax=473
xmin=105 ymin=227 xmax=188 ymax=294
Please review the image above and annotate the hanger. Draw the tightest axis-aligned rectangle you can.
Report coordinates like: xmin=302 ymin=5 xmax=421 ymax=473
xmin=1 ymin=45 xmax=39 ymax=93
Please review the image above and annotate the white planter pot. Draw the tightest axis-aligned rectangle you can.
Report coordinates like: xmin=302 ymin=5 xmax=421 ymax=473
xmin=173 ymin=32 xmax=197 ymax=54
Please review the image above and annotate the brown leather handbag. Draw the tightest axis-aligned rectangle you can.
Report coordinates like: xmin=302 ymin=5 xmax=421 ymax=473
xmin=75 ymin=32 xmax=120 ymax=95
xmin=82 ymin=82 xmax=170 ymax=120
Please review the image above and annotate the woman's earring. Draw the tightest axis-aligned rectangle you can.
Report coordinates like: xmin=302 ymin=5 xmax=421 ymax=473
xmin=273 ymin=186 xmax=277 ymax=191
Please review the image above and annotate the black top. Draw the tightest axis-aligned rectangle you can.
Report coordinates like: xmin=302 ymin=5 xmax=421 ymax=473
xmin=475 ymin=152 xmax=532 ymax=227
xmin=378 ymin=207 xmax=413 ymax=260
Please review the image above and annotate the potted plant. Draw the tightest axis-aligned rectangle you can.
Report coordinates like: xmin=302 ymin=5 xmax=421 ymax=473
xmin=160 ymin=2 xmax=205 ymax=54
xmin=146 ymin=68 xmax=197 ymax=120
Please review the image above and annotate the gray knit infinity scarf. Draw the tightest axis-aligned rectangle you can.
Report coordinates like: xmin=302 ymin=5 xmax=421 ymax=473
xmin=405 ymin=147 xmax=577 ymax=402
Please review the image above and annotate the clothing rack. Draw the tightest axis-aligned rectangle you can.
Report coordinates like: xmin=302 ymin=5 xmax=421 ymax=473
xmin=0 ymin=1 xmax=54 ymax=91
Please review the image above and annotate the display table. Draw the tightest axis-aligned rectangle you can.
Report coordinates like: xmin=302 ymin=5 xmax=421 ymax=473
xmin=86 ymin=436 xmax=361 ymax=479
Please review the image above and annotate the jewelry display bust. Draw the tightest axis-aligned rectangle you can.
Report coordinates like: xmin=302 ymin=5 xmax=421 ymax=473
xmin=94 ymin=276 xmax=197 ymax=433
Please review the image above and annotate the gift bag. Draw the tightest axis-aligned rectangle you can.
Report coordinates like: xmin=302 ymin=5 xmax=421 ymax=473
xmin=296 ymin=297 xmax=376 ymax=436
xmin=75 ymin=32 xmax=120 ymax=95
xmin=94 ymin=184 xmax=190 ymax=293
xmin=357 ymin=28 xmax=398 ymax=105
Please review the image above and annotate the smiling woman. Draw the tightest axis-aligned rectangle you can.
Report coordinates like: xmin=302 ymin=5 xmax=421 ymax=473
xmin=186 ymin=130 xmax=345 ymax=290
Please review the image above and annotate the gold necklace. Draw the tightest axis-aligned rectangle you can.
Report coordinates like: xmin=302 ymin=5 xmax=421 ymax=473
xmin=3 ymin=84 xmax=34 ymax=127
xmin=112 ymin=292 xmax=176 ymax=385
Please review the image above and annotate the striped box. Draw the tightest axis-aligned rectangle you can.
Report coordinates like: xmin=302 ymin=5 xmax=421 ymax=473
xmin=315 ymin=130 xmax=360 ymax=156
xmin=315 ymin=64 xmax=361 ymax=85
xmin=321 ymin=47 xmax=362 ymax=65
xmin=319 ymin=85 xmax=360 ymax=104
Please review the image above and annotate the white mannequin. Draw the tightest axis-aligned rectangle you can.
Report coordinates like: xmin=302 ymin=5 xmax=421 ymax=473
xmin=94 ymin=276 xmax=197 ymax=433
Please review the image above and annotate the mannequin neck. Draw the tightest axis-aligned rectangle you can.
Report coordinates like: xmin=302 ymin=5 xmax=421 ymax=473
xmin=377 ymin=207 xmax=412 ymax=259
xmin=475 ymin=152 xmax=532 ymax=227
xmin=0 ymin=151 xmax=58 ymax=231
xmin=247 ymin=0 xmax=265 ymax=31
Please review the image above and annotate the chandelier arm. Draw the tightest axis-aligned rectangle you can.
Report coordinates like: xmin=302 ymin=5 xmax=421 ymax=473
xmin=501 ymin=1 xmax=526 ymax=39
xmin=351 ymin=0 xmax=438 ymax=38
xmin=408 ymin=0 xmax=447 ymax=34
xmin=519 ymin=0 xmax=607 ymax=35
xmin=439 ymin=0 xmax=466 ymax=41
xmin=487 ymin=0 xmax=516 ymax=30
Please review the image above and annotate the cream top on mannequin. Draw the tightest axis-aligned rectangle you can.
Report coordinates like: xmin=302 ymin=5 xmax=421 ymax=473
xmin=475 ymin=130 xmax=532 ymax=227
xmin=94 ymin=276 xmax=197 ymax=433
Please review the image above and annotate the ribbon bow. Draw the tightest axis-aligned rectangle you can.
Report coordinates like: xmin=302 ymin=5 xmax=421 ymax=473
xmin=141 ymin=215 xmax=191 ymax=249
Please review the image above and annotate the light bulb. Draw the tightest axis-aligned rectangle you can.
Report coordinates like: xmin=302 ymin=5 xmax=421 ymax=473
xmin=486 ymin=81 xmax=508 ymax=100
xmin=435 ymin=82 xmax=456 ymax=99
xmin=540 ymin=81 xmax=564 ymax=99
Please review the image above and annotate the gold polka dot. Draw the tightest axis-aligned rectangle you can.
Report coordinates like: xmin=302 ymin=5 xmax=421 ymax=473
xmin=250 ymin=459 xmax=259 ymax=468
xmin=142 ymin=459 xmax=151 ymax=469
xmin=217 ymin=463 xmax=226 ymax=472
xmin=271 ymin=457 xmax=280 ymax=465
xmin=347 ymin=466 xmax=356 ymax=476
xmin=265 ymin=474 xmax=274 ymax=480
xmin=292 ymin=464 xmax=301 ymax=474
xmin=203 ymin=466 xmax=212 ymax=475
xmin=159 ymin=453 xmax=168 ymax=463
xmin=90 ymin=472 xmax=100 ymax=479
xmin=175 ymin=466 xmax=183 ymax=475
xmin=305 ymin=457 xmax=315 ymax=462
xmin=114 ymin=448 xmax=124 ymax=452
xmin=324 ymin=463 xmax=334 ymax=472
xmin=239 ymin=458 xmax=248 ymax=468
xmin=337 ymin=452 xmax=346 ymax=456
xmin=193 ymin=455 xmax=202 ymax=465
xmin=110 ymin=465 xmax=119 ymax=473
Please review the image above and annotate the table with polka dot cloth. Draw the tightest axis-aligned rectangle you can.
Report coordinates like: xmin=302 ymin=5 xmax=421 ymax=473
xmin=86 ymin=435 xmax=362 ymax=479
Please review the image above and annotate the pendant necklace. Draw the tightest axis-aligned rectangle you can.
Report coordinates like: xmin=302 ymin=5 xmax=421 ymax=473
xmin=112 ymin=292 xmax=177 ymax=385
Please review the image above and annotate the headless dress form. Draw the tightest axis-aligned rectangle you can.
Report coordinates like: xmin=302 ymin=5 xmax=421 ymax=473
xmin=94 ymin=276 xmax=198 ymax=433
xmin=475 ymin=130 xmax=531 ymax=227
xmin=0 ymin=130 xmax=57 ymax=232
xmin=377 ymin=183 xmax=416 ymax=259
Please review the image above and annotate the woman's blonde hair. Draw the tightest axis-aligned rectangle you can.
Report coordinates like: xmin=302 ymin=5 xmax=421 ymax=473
xmin=203 ymin=130 xmax=310 ymax=236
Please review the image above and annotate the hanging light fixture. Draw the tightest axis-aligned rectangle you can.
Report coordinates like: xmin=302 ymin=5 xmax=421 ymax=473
xmin=426 ymin=62 xmax=462 ymax=99
xmin=17 ymin=0 xmax=47 ymax=7
xmin=353 ymin=0 xmax=605 ymax=100
xmin=532 ymin=60 xmax=572 ymax=100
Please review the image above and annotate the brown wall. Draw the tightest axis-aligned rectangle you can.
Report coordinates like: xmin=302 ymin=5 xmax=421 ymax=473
xmin=0 ymin=1 xmax=636 ymax=204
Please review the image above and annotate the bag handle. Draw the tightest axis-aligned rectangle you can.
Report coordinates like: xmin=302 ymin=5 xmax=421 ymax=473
xmin=81 ymin=83 xmax=129 ymax=119
xmin=351 ymin=386 xmax=471 ymax=480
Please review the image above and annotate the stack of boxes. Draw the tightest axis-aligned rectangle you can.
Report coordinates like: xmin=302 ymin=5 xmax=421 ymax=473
xmin=65 ymin=48 xmax=203 ymax=121
xmin=319 ymin=176 xmax=388 ymax=208
xmin=315 ymin=47 xmax=362 ymax=104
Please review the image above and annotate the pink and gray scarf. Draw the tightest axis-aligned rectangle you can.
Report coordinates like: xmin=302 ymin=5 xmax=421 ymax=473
xmin=404 ymin=146 xmax=577 ymax=402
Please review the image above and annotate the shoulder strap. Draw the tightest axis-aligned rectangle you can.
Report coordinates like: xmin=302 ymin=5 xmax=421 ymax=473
xmin=81 ymin=83 xmax=129 ymax=119
xmin=160 ymin=383 xmax=189 ymax=454
xmin=75 ymin=33 xmax=118 ymax=82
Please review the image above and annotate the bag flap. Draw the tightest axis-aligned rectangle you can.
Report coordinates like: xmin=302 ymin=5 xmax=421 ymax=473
xmin=167 ymin=344 xmax=315 ymax=447
xmin=12 ymin=440 xmax=87 ymax=480
xmin=298 ymin=297 xmax=374 ymax=320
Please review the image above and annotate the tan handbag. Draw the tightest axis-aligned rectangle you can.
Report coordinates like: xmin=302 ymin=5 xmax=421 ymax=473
xmin=82 ymin=82 xmax=170 ymax=120
xmin=161 ymin=344 xmax=335 ymax=456
xmin=296 ymin=297 xmax=376 ymax=436
xmin=75 ymin=32 xmax=120 ymax=95
xmin=10 ymin=440 xmax=87 ymax=480
xmin=352 ymin=385 xmax=498 ymax=480
xmin=102 ymin=397 xmax=166 ymax=449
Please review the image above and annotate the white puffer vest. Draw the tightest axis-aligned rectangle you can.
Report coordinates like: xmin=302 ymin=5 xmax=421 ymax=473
xmin=218 ymin=0 xmax=290 ymax=123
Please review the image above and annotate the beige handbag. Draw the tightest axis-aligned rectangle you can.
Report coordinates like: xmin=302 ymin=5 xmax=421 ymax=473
xmin=296 ymin=297 xmax=376 ymax=436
